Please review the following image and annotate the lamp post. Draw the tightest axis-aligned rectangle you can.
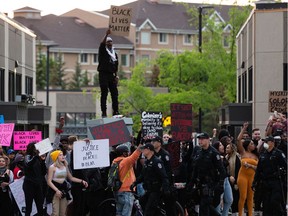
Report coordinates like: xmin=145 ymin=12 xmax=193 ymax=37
xmin=14 ymin=60 xmax=19 ymax=101
xmin=198 ymin=5 xmax=213 ymax=132
xmin=46 ymin=43 xmax=58 ymax=106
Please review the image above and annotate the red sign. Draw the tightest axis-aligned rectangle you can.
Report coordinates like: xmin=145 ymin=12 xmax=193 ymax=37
xmin=88 ymin=120 xmax=131 ymax=146
xmin=164 ymin=141 xmax=181 ymax=171
xmin=170 ymin=103 xmax=192 ymax=142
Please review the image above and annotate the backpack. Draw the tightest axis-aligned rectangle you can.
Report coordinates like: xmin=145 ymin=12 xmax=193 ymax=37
xmin=107 ymin=159 xmax=123 ymax=191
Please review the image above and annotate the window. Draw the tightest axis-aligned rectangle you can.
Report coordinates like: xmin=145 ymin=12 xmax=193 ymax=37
xmin=184 ymin=34 xmax=192 ymax=44
xmin=121 ymin=54 xmax=129 ymax=66
xmin=238 ymin=76 xmax=241 ymax=103
xmin=136 ymin=32 xmax=139 ymax=44
xmin=8 ymin=71 xmax=15 ymax=102
xmin=248 ymin=67 xmax=253 ymax=101
xmin=16 ymin=74 xmax=22 ymax=96
xmin=159 ymin=33 xmax=168 ymax=44
xmin=57 ymin=112 xmax=96 ymax=126
xmin=242 ymin=72 xmax=247 ymax=103
xmin=80 ymin=53 xmax=88 ymax=64
xmin=0 ymin=69 xmax=4 ymax=101
xmin=223 ymin=35 xmax=229 ymax=47
xmin=25 ymin=76 xmax=33 ymax=95
xmin=141 ymin=32 xmax=151 ymax=45
xmin=93 ymin=54 xmax=98 ymax=64
xmin=284 ymin=63 xmax=287 ymax=91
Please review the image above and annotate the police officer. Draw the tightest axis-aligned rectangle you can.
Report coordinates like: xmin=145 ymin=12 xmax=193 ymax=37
xmin=151 ymin=136 xmax=176 ymax=216
xmin=131 ymin=143 xmax=170 ymax=216
xmin=189 ymin=132 xmax=226 ymax=216
xmin=252 ymin=136 xmax=287 ymax=216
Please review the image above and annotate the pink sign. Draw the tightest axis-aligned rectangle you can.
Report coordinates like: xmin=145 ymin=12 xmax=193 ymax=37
xmin=0 ymin=123 xmax=15 ymax=146
xmin=14 ymin=131 xmax=42 ymax=150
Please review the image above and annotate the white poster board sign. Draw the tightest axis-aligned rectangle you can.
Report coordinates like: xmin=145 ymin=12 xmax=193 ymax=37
xmin=34 ymin=138 xmax=53 ymax=156
xmin=109 ymin=5 xmax=132 ymax=36
xmin=9 ymin=177 xmax=37 ymax=216
xmin=73 ymin=139 xmax=110 ymax=170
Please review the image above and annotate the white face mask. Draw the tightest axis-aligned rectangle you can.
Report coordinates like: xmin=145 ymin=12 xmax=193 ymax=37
xmin=263 ymin=143 xmax=269 ymax=150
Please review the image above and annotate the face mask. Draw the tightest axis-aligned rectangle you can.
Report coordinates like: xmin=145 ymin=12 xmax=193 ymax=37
xmin=263 ymin=143 xmax=269 ymax=150
xmin=163 ymin=141 xmax=168 ymax=145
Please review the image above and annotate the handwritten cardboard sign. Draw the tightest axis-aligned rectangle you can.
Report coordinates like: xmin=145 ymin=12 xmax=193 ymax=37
xmin=34 ymin=138 xmax=53 ymax=156
xmin=0 ymin=123 xmax=15 ymax=146
xmin=141 ymin=111 xmax=163 ymax=138
xmin=73 ymin=140 xmax=110 ymax=170
xmin=164 ymin=141 xmax=181 ymax=171
xmin=268 ymin=91 xmax=287 ymax=113
xmin=89 ymin=120 xmax=131 ymax=146
xmin=171 ymin=103 xmax=192 ymax=142
xmin=109 ymin=5 xmax=132 ymax=36
xmin=14 ymin=131 xmax=42 ymax=150
xmin=9 ymin=178 xmax=37 ymax=216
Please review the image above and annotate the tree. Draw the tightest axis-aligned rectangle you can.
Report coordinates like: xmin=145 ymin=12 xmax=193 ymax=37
xmin=50 ymin=53 xmax=66 ymax=90
xmin=69 ymin=62 xmax=82 ymax=90
xmin=82 ymin=70 xmax=90 ymax=87
xmin=36 ymin=48 xmax=47 ymax=90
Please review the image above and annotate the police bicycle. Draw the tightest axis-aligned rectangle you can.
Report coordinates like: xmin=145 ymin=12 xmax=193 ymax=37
xmin=97 ymin=191 xmax=185 ymax=216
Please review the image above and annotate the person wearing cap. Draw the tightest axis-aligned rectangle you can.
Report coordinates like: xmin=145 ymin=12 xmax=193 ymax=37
xmin=47 ymin=150 xmax=88 ymax=216
xmin=97 ymin=28 xmax=119 ymax=117
xmin=189 ymin=132 xmax=226 ymax=216
xmin=7 ymin=149 xmax=15 ymax=164
xmin=252 ymin=136 xmax=287 ymax=216
xmin=151 ymin=135 xmax=176 ymax=216
xmin=131 ymin=143 xmax=170 ymax=216
xmin=112 ymin=144 xmax=142 ymax=216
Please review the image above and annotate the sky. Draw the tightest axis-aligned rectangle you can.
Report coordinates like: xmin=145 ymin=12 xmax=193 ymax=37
xmin=2 ymin=0 xmax=255 ymax=17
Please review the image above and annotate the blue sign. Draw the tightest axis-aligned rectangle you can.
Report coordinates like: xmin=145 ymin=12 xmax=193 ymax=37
xmin=0 ymin=115 xmax=4 ymax=124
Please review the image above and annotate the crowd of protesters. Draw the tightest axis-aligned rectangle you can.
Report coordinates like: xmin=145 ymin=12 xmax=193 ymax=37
xmin=0 ymin=111 xmax=286 ymax=216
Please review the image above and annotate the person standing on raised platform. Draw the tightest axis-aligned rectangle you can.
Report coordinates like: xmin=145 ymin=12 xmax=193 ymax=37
xmin=97 ymin=29 xmax=119 ymax=117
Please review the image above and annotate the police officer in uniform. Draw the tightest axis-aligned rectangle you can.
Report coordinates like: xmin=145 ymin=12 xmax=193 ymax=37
xmin=252 ymin=136 xmax=287 ymax=216
xmin=131 ymin=143 xmax=170 ymax=216
xmin=189 ymin=132 xmax=226 ymax=216
xmin=151 ymin=136 xmax=176 ymax=216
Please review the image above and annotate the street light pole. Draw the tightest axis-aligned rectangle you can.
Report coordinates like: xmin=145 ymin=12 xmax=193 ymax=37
xmin=198 ymin=5 xmax=213 ymax=132
xmin=46 ymin=43 xmax=58 ymax=106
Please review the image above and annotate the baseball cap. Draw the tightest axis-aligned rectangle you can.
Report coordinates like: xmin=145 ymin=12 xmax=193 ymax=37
xmin=262 ymin=136 xmax=275 ymax=142
xmin=197 ymin=132 xmax=210 ymax=139
xmin=140 ymin=143 xmax=155 ymax=151
xmin=7 ymin=149 xmax=15 ymax=155
xmin=151 ymin=136 xmax=163 ymax=144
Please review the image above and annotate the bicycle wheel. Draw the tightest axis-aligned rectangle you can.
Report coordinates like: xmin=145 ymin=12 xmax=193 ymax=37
xmin=98 ymin=198 xmax=116 ymax=216
xmin=175 ymin=201 xmax=185 ymax=216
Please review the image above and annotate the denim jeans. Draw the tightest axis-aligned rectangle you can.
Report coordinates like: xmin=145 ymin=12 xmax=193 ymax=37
xmin=216 ymin=177 xmax=233 ymax=216
xmin=114 ymin=191 xmax=134 ymax=216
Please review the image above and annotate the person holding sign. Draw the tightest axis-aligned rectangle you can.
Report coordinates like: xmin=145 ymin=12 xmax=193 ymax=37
xmin=47 ymin=150 xmax=88 ymax=216
xmin=97 ymin=28 xmax=119 ymax=117
xmin=0 ymin=155 xmax=14 ymax=216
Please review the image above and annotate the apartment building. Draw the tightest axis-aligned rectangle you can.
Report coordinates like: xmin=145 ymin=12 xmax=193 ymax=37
xmin=219 ymin=2 xmax=288 ymax=137
xmin=0 ymin=12 xmax=50 ymax=136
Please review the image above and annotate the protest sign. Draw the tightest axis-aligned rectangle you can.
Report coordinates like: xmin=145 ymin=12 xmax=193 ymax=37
xmin=164 ymin=141 xmax=181 ymax=171
xmin=9 ymin=178 xmax=37 ymax=216
xmin=141 ymin=111 xmax=163 ymax=138
xmin=73 ymin=139 xmax=110 ymax=170
xmin=0 ymin=123 xmax=15 ymax=146
xmin=34 ymin=138 xmax=53 ymax=156
xmin=170 ymin=103 xmax=192 ymax=142
xmin=268 ymin=91 xmax=287 ymax=113
xmin=14 ymin=131 xmax=42 ymax=150
xmin=88 ymin=120 xmax=131 ymax=146
xmin=109 ymin=5 xmax=132 ymax=36
xmin=0 ymin=115 xmax=4 ymax=123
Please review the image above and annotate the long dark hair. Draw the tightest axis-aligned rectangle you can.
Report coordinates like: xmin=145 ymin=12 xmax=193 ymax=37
xmin=243 ymin=139 xmax=258 ymax=157
xmin=26 ymin=142 xmax=37 ymax=156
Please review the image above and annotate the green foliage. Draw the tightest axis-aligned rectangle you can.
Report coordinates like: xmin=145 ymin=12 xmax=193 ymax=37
xmin=69 ymin=62 xmax=82 ymax=90
xmin=119 ymin=5 xmax=252 ymax=134
xmin=50 ymin=53 xmax=66 ymax=89
xmin=36 ymin=49 xmax=47 ymax=90
xmin=82 ymin=70 xmax=90 ymax=87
